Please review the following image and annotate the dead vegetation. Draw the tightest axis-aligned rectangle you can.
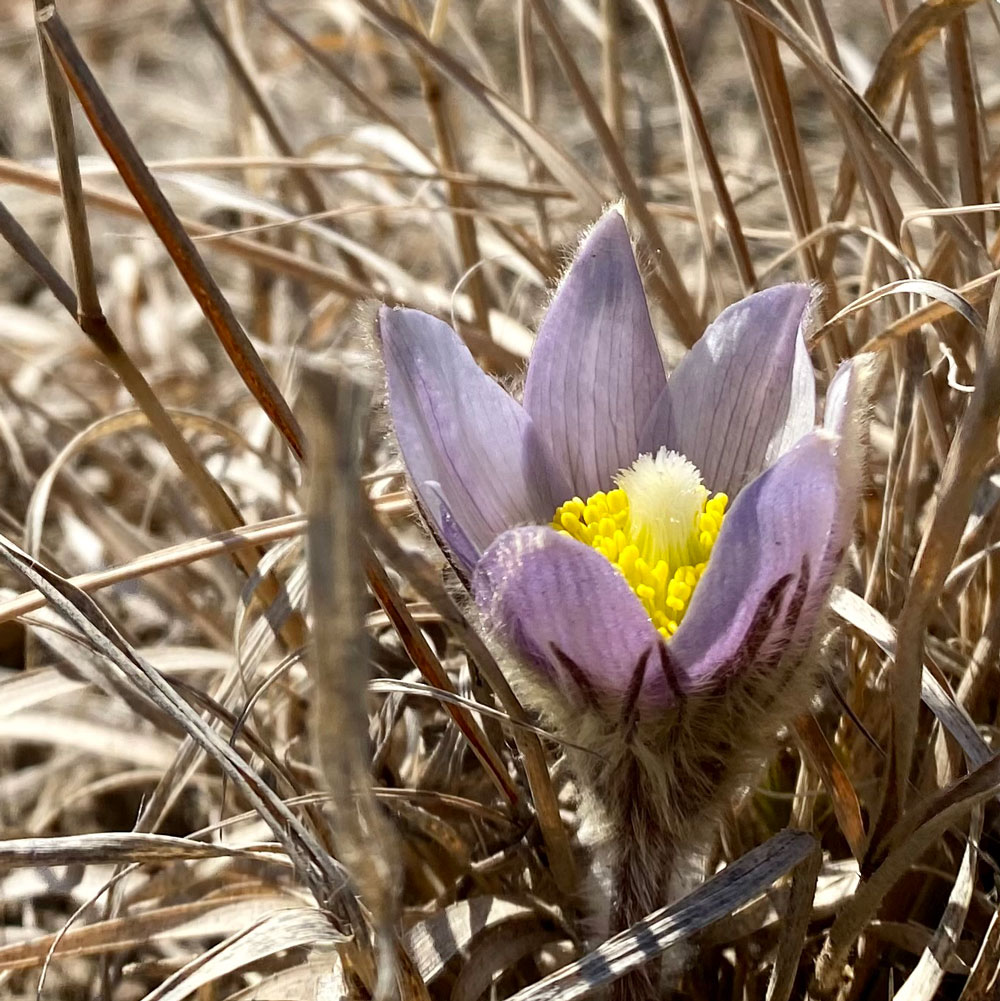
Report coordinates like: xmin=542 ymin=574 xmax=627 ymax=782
xmin=0 ymin=0 xmax=999 ymax=998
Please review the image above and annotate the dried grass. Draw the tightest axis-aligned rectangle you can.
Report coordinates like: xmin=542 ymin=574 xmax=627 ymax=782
xmin=0 ymin=1 xmax=998 ymax=998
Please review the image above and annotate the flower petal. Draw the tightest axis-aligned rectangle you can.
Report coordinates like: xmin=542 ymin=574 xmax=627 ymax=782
xmin=640 ymin=284 xmax=815 ymax=496
xmin=824 ymin=354 xmax=873 ymax=439
xmin=473 ymin=526 xmax=665 ymax=707
xmin=662 ymin=432 xmax=848 ymax=696
xmin=422 ymin=481 xmax=480 ymax=575
xmin=523 ymin=211 xmax=666 ymax=497
xmin=822 ymin=353 xmax=874 ymax=561
xmin=379 ymin=306 xmax=570 ymax=560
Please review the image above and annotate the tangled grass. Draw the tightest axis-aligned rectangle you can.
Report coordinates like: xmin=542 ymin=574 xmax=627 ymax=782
xmin=0 ymin=1 xmax=999 ymax=998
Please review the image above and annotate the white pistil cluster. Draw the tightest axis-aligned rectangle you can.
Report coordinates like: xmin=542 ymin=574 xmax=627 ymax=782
xmin=615 ymin=448 xmax=709 ymax=569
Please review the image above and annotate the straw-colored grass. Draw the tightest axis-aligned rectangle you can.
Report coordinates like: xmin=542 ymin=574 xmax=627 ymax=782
xmin=0 ymin=1 xmax=998 ymax=998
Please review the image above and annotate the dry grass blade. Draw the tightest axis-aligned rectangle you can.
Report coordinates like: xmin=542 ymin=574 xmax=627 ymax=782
xmin=793 ymin=714 xmax=865 ymax=860
xmin=733 ymin=7 xmax=821 ymax=289
xmin=189 ymin=0 xmax=369 ymax=287
xmin=140 ymin=908 xmax=343 ymax=1001
xmin=960 ymin=907 xmax=1000 ymax=1000
xmin=599 ymin=0 xmax=624 ymax=147
xmin=0 ymin=895 xmax=296 ymax=974
xmin=222 ymin=957 xmax=347 ymax=1001
xmin=351 ymin=0 xmax=606 ymax=212
xmin=944 ymin=14 xmax=985 ymax=246
xmin=0 ymin=157 xmax=374 ymax=298
xmin=764 ymin=837 xmax=821 ymax=1001
xmin=642 ymin=0 xmax=755 ymax=292
xmin=365 ymin=541 xmax=520 ymax=806
xmin=35 ymin=4 xmax=305 ymax=460
xmin=875 ymin=277 xmax=1000 ymax=835
xmin=367 ymin=519 xmax=577 ymax=891
xmin=451 ymin=922 xmax=570 ymax=1001
xmin=813 ymin=751 xmax=1000 ymax=997
xmin=0 ymin=534 xmax=342 ymax=906
xmin=858 ymin=265 xmax=1000 ymax=351
xmin=506 ymin=830 xmax=816 ymax=1001
xmin=32 ymin=0 xmax=99 ymax=318
xmin=0 ymin=832 xmax=272 ymax=868
xmin=526 ymin=0 xmax=701 ymax=345
xmin=515 ymin=1 xmax=553 ymax=249
xmin=0 ymin=512 xmax=307 ymax=625
xmin=892 ymin=805 xmax=980 ymax=1001
xmin=823 ymin=0 xmax=982 ymax=240
xmin=302 ymin=368 xmax=398 ymax=994
xmin=829 ymin=587 xmax=991 ymax=768
xmin=732 ymin=0 xmax=989 ymax=269
xmin=401 ymin=2 xmax=492 ymax=338
xmin=812 ymin=278 xmax=986 ymax=349
xmin=405 ymin=897 xmax=545 ymax=984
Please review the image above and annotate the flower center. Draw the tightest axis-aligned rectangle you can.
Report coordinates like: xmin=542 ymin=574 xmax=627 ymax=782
xmin=551 ymin=447 xmax=728 ymax=640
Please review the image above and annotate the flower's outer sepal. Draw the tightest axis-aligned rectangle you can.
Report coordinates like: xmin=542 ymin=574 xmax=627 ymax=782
xmin=472 ymin=526 xmax=666 ymax=710
xmin=524 ymin=211 xmax=666 ymax=498
xmin=640 ymin=284 xmax=815 ymax=496
xmin=378 ymin=305 xmax=570 ymax=568
xmin=663 ymin=431 xmax=844 ymax=697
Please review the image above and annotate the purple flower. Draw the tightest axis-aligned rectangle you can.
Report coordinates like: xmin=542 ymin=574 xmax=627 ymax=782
xmin=376 ymin=211 xmax=866 ymax=721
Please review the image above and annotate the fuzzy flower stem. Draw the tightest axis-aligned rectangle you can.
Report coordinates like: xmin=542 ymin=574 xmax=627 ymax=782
xmin=608 ymin=754 xmax=676 ymax=1001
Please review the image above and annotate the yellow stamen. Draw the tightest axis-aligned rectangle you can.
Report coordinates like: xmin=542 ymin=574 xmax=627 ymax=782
xmin=551 ymin=448 xmax=728 ymax=641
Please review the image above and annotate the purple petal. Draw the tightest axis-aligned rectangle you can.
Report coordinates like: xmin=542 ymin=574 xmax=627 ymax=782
xmin=473 ymin=527 xmax=666 ymax=707
xmin=379 ymin=307 xmax=570 ymax=561
xmin=422 ymin=481 xmax=480 ymax=575
xmin=639 ymin=284 xmax=815 ymax=497
xmin=523 ymin=211 xmax=666 ymax=497
xmin=660 ymin=432 xmax=848 ymax=697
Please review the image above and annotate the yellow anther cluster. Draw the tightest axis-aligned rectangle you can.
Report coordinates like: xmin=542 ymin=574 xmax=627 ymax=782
xmin=552 ymin=487 xmax=728 ymax=640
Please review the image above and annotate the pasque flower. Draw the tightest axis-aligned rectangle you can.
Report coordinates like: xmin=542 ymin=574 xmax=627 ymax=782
xmin=378 ymin=210 xmax=864 ymax=720
xmin=376 ymin=210 xmax=868 ymax=993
